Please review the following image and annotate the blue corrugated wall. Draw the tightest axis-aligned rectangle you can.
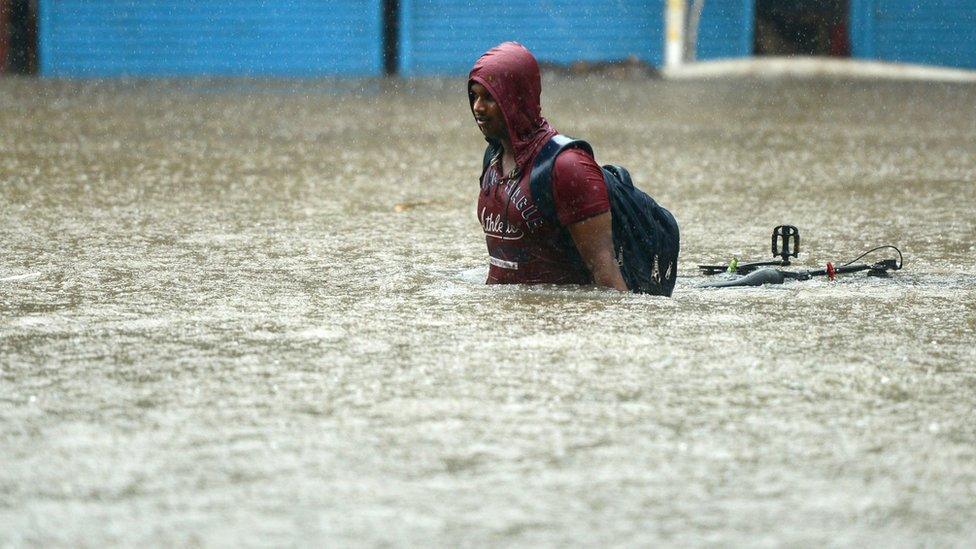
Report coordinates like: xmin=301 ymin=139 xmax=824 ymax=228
xmin=696 ymin=0 xmax=754 ymax=60
xmin=851 ymin=0 xmax=976 ymax=69
xmin=36 ymin=1 xmax=976 ymax=78
xmin=398 ymin=0 xmax=665 ymax=76
xmin=398 ymin=0 xmax=754 ymax=76
xmin=38 ymin=0 xmax=383 ymax=77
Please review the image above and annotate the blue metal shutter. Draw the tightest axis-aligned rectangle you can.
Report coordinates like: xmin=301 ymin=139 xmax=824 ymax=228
xmin=695 ymin=0 xmax=753 ymax=60
xmin=851 ymin=0 xmax=976 ymax=69
xmin=399 ymin=0 xmax=664 ymax=76
xmin=38 ymin=0 xmax=383 ymax=77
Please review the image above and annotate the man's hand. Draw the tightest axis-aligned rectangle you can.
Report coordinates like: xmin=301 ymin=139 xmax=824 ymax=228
xmin=567 ymin=212 xmax=628 ymax=291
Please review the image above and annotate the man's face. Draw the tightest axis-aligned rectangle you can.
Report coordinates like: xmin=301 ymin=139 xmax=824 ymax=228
xmin=469 ymin=82 xmax=508 ymax=142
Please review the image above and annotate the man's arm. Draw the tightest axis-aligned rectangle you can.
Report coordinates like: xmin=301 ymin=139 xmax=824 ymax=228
xmin=550 ymin=148 xmax=626 ymax=291
xmin=567 ymin=212 xmax=628 ymax=291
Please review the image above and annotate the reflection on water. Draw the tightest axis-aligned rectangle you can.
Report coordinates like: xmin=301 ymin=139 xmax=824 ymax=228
xmin=1 ymin=76 xmax=975 ymax=546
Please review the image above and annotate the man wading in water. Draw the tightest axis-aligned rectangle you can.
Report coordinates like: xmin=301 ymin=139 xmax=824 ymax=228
xmin=469 ymin=42 xmax=629 ymax=291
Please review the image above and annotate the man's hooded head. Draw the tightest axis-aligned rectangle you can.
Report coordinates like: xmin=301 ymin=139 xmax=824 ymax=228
xmin=468 ymin=42 xmax=557 ymax=170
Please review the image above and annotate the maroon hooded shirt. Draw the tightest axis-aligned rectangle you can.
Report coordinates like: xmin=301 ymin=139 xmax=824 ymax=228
xmin=469 ymin=42 xmax=610 ymax=285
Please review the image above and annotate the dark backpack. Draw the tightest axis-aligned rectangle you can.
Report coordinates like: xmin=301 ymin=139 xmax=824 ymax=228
xmin=482 ymin=135 xmax=679 ymax=295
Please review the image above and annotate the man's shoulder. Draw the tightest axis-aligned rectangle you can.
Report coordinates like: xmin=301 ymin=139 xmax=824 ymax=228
xmin=552 ymin=145 xmax=599 ymax=175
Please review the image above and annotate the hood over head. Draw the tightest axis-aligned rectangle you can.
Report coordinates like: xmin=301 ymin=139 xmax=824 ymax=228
xmin=468 ymin=42 xmax=557 ymax=170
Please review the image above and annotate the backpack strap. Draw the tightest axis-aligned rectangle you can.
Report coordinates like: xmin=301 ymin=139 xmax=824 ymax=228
xmin=480 ymin=142 xmax=501 ymax=184
xmin=528 ymin=135 xmax=594 ymax=223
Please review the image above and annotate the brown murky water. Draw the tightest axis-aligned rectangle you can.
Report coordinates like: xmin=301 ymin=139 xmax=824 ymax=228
xmin=1 ymin=75 xmax=975 ymax=546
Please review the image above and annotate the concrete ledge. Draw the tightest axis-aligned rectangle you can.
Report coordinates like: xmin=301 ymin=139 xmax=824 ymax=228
xmin=662 ymin=57 xmax=976 ymax=83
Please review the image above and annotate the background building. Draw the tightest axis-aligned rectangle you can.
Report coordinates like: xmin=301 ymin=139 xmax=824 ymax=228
xmin=1 ymin=0 xmax=974 ymax=77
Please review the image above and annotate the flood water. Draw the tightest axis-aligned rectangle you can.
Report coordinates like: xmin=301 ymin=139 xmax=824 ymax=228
xmin=2 ymin=75 xmax=975 ymax=546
